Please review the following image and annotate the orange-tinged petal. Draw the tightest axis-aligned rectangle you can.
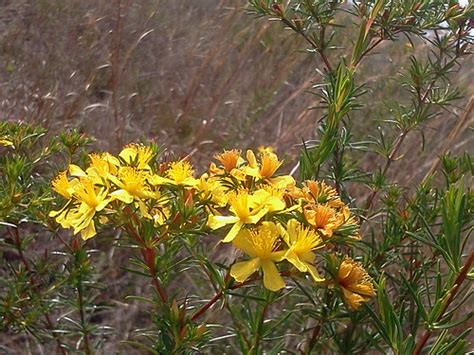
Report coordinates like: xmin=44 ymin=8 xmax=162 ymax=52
xmin=338 ymin=261 xmax=353 ymax=280
xmin=342 ymin=288 xmax=365 ymax=310
xmin=347 ymin=283 xmax=376 ymax=297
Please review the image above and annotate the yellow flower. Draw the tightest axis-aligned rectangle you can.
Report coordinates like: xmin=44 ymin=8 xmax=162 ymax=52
xmin=51 ymin=171 xmax=77 ymax=199
xmin=304 ymin=204 xmax=339 ymax=238
xmin=108 ymin=167 xmax=156 ymax=218
xmin=279 ymin=219 xmax=324 ymax=282
xmin=244 ymin=150 xmax=282 ymax=179
xmin=0 ymin=138 xmax=13 ymax=147
xmin=50 ymin=177 xmax=111 ymax=240
xmin=109 ymin=167 xmax=155 ymax=203
xmin=207 ymin=191 xmax=269 ymax=242
xmin=250 ymin=187 xmax=286 ymax=213
xmin=196 ymin=173 xmax=228 ymax=207
xmin=119 ymin=143 xmax=154 ymax=170
xmin=89 ymin=153 xmax=120 ymax=176
xmin=214 ymin=149 xmax=243 ymax=172
xmin=337 ymin=258 xmax=376 ymax=310
xmin=242 ymin=150 xmax=294 ymax=188
xmin=230 ymin=222 xmax=286 ymax=291
xmin=150 ymin=160 xmax=198 ymax=186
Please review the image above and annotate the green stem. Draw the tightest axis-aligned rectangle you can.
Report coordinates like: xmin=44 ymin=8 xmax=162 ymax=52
xmin=9 ymin=227 xmax=67 ymax=355
xmin=251 ymin=302 xmax=269 ymax=354
xmin=77 ymin=281 xmax=92 ymax=355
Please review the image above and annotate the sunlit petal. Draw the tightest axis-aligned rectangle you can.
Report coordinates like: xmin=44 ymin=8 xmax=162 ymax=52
xmin=230 ymin=259 xmax=261 ymax=283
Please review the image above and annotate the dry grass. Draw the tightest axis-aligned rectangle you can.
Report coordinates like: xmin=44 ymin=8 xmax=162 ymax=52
xmin=0 ymin=1 xmax=472 ymax=353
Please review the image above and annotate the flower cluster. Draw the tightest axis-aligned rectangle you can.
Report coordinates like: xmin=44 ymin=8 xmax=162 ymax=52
xmin=50 ymin=144 xmax=174 ymax=240
xmin=204 ymin=149 xmax=374 ymax=308
xmin=49 ymin=145 xmax=375 ymax=309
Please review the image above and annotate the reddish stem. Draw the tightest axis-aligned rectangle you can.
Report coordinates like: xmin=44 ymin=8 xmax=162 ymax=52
xmin=190 ymin=272 xmax=291 ymax=322
xmin=190 ymin=290 xmax=223 ymax=322
xmin=413 ymin=251 xmax=474 ymax=355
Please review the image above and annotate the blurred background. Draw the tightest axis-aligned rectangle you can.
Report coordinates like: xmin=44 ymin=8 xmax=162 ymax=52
xmin=0 ymin=0 xmax=471 ymax=174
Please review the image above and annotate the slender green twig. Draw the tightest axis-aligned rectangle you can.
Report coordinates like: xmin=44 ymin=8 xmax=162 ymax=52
xmin=77 ymin=281 xmax=92 ymax=355
xmin=8 ymin=227 xmax=67 ymax=355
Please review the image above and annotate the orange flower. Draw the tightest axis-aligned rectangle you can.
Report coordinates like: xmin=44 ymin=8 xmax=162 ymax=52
xmin=214 ymin=149 xmax=243 ymax=172
xmin=304 ymin=204 xmax=339 ymax=238
xmin=337 ymin=258 xmax=375 ymax=310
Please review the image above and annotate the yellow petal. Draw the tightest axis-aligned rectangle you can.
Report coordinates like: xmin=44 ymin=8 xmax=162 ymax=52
xmin=246 ymin=150 xmax=258 ymax=168
xmin=182 ymin=177 xmax=199 ymax=187
xmin=110 ymin=189 xmax=134 ymax=203
xmin=138 ymin=200 xmax=152 ymax=219
xmin=246 ymin=207 xmax=268 ymax=224
xmin=207 ymin=215 xmax=239 ymax=230
xmin=230 ymin=258 xmax=261 ymax=283
xmin=241 ymin=165 xmax=260 ymax=178
xmin=265 ymin=196 xmax=285 ymax=212
xmin=270 ymin=250 xmax=287 ymax=262
xmin=261 ymin=260 xmax=285 ymax=291
xmin=80 ymin=220 xmax=97 ymax=240
xmin=49 ymin=203 xmax=69 ymax=218
xmin=232 ymin=229 xmax=257 ymax=257
xmin=107 ymin=173 xmax=125 ymax=189
xmin=305 ymin=263 xmax=325 ymax=282
xmin=286 ymin=219 xmax=299 ymax=244
xmin=71 ymin=208 xmax=95 ymax=232
xmin=269 ymin=175 xmax=295 ymax=189
xmin=96 ymin=197 xmax=112 ymax=211
xmin=284 ymin=252 xmax=307 ymax=272
xmin=0 ymin=138 xmax=13 ymax=147
xmin=222 ymin=221 xmax=244 ymax=243
xmin=68 ymin=164 xmax=87 ymax=177
xmin=277 ymin=222 xmax=289 ymax=245
xmin=148 ymin=175 xmax=174 ymax=186
xmin=249 ymin=189 xmax=270 ymax=208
